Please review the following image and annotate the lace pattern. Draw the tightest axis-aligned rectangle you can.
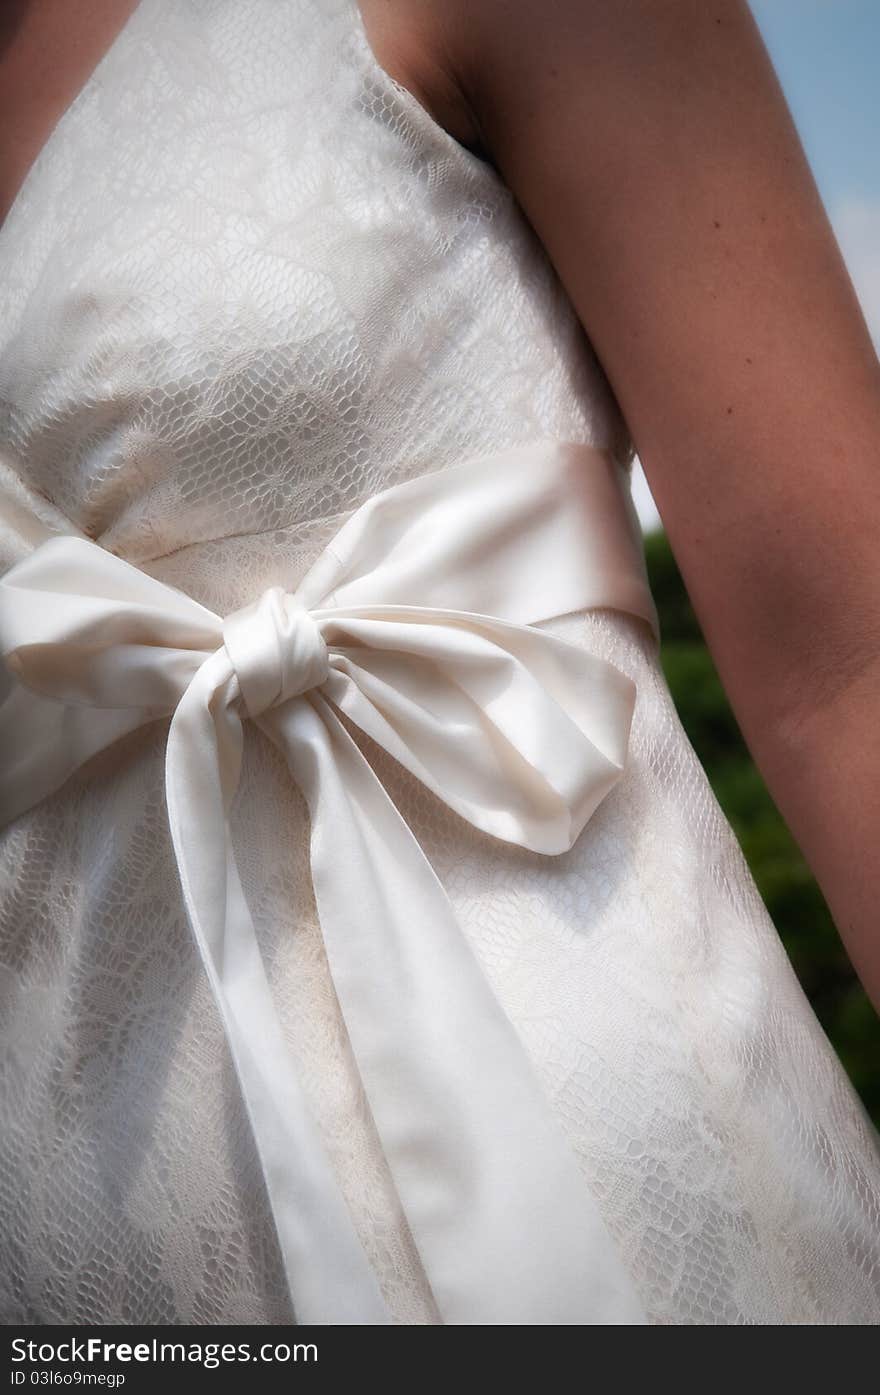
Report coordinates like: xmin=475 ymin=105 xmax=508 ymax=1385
xmin=1 ymin=0 xmax=878 ymax=1324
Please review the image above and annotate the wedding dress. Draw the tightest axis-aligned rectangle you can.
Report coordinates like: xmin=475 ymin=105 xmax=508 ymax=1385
xmin=1 ymin=0 xmax=878 ymax=1325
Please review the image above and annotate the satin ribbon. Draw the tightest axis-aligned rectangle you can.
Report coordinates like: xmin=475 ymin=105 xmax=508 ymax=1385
xmin=0 ymin=441 xmax=658 ymax=1324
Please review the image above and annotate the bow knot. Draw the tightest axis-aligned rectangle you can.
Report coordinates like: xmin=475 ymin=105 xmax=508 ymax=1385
xmin=223 ymin=586 xmax=330 ymax=718
xmin=0 ymin=442 xmax=659 ymax=1325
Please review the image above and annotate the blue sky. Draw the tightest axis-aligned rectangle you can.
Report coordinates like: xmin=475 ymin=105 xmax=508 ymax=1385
xmin=633 ymin=0 xmax=880 ymax=530
xmin=750 ymin=0 xmax=879 ymax=347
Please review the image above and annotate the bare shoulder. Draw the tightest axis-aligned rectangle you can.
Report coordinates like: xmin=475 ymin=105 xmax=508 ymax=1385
xmin=354 ymin=0 xmax=483 ymax=151
xmin=365 ymin=0 xmax=880 ymax=748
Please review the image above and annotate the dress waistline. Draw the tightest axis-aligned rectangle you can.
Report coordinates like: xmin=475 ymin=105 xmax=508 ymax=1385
xmin=0 ymin=440 xmax=658 ymax=1324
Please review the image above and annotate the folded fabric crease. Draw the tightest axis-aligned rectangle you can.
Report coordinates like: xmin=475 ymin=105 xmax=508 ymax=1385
xmin=0 ymin=440 xmax=659 ymax=1324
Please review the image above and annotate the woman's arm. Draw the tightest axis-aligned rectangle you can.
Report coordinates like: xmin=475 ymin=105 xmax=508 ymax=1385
xmin=360 ymin=0 xmax=880 ymax=1007
xmin=0 ymin=0 xmax=139 ymax=225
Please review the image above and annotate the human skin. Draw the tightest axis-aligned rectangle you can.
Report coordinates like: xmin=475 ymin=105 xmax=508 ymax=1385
xmin=0 ymin=0 xmax=140 ymax=225
xmin=358 ymin=0 xmax=880 ymax=1013
xmin=3 ymin=1 xmax=880 ymax=1012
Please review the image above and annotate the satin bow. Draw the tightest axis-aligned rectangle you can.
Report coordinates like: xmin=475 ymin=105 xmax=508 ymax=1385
xmin=0 ymin=441 xmax=658 ymax=1324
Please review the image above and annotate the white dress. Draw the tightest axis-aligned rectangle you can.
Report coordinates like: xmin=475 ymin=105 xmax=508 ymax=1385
xmin=1 ymin=0 xmax=878 ymax=1325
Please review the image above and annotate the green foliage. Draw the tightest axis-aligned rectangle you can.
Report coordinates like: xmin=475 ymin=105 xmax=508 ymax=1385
xmin=644 ymin=530 xmax=880 ymax=1126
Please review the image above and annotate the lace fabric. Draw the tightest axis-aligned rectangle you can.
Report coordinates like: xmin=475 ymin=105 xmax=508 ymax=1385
xmin=1 ymin=0 xmax=879 ymax=1324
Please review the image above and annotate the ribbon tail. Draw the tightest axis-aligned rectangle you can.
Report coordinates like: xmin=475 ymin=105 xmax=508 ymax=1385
xmin=266 ymin=693 xmax=647 ymax=1325
xmin=165 ymin=650 xmax=390 ymax=1325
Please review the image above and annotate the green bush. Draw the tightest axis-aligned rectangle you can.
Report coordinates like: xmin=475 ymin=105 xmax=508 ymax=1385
xmin=644 ymin=530 xmax=880 ymax=1126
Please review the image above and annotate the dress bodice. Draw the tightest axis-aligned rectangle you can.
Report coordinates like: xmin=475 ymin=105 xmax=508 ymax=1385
xmin=5 ymin=0 xmax=877 ymax=1330
xmin=0 ymin=0 xmax=629 ymax=580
